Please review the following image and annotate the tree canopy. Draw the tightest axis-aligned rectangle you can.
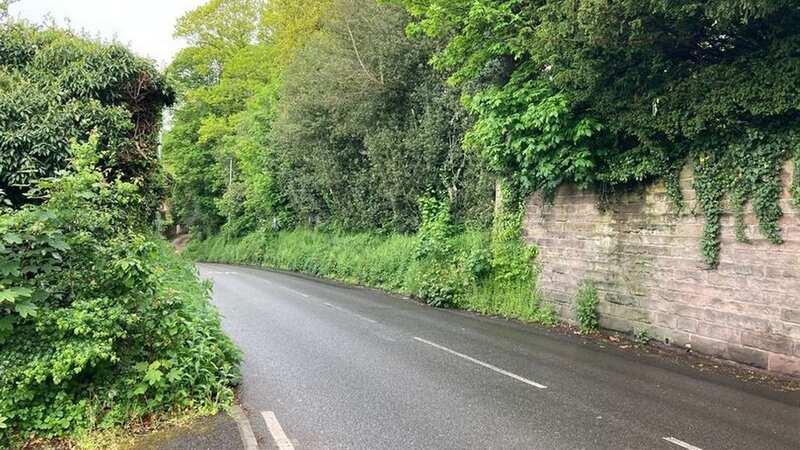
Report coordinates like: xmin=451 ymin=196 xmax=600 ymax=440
xmin=164 ymin=0 xmax=493 ymax=237
xmin=166 ymin=0 xmax=800 ymax=266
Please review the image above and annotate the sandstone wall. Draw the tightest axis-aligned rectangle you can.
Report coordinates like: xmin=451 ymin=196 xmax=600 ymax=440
xmin=524 ymin=163 xmax=800 ymax=376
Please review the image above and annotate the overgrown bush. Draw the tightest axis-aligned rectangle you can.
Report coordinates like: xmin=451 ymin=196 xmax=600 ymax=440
xmin=0 ymin=141 xmax=239 ymax=447
xmin=575 ymin=282 xmax=599 ymax=334
xmin=0 ymin=21 xmax=173 ymax=214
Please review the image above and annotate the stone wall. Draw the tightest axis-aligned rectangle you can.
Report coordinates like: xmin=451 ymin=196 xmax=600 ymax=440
xmin=523 ymin=163 xmax=800 ymax=376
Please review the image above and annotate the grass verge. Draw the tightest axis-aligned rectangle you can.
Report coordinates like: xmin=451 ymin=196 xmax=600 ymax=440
xmin=185 ymin=222 xmax=556 ymax=324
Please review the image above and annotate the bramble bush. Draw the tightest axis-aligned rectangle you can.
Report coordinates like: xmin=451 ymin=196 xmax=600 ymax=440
xmin=0 ymin=140 xmax=239 ymax=447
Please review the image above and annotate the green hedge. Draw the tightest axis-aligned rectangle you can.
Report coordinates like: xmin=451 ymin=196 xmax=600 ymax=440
xmin=0 ymin=22 xmax=173 ymax=213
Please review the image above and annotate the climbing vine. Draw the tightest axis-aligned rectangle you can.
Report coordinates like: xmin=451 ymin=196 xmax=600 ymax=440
xmin=793 ymin=144 xmax=800 ymax=209
xmin=690 ymin=130 xmax=792 ymax=266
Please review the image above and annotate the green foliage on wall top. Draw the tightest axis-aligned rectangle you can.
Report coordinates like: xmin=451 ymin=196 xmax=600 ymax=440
xmin=404 ymin=0 xmax=800 ymax=266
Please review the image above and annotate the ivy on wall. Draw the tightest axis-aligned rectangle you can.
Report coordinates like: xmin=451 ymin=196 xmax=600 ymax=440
xmin=691 ymin=130 xmax=792 ymax=266
xmin=404 ymin=0 xmax=800 ymax=268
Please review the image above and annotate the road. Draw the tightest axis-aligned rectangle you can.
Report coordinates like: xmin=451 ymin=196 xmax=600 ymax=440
xmin=198 ymin=263 xmax=800 ymax=450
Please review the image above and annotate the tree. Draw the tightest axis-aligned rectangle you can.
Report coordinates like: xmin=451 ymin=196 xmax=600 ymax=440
xmin=0 ymin=1 xmax=15 ymax=22
xmin=165 ymin=0 xmax=338 ymax=237
xmin=272 ymin=0 xmax=493 ymax=231
xmin=171 ymin=0 xmax=265 ymax=91
xmin=163 ymin=0 xmax=272 ymax=236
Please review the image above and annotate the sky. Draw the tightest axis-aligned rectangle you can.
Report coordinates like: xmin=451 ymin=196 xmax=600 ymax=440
xmin=9 ymin=0 xmax=208 ymax=67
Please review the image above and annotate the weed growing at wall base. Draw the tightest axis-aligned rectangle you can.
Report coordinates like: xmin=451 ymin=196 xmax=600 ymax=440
xmin=575 ymin=282 xmax=599 ymax=334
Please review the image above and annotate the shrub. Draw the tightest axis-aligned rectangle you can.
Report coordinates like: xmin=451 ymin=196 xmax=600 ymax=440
xmin=575 ymin=281 xmax=600 ymax=334
xmin=0 ymin=22 xmax=174 ymax=213
xmin=0 ymin=141 xmax=239 ymax=447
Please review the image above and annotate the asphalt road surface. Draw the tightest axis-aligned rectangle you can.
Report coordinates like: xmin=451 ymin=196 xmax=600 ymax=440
xmin=198 ymin=263 xmax=800 ymax=450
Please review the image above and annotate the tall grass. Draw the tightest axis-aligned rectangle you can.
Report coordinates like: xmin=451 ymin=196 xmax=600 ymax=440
xmin=186 ymin=227 xmax=556 ymax=324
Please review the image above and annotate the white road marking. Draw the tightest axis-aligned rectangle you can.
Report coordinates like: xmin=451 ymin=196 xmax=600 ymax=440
xmin=262 ymin=411 xmax=295 ymax=450
xmin=663 ymin=436 xmax=704 ymax=450
xmin=261 ymin=280 xmax=310 ymax=298
xmin=414 ymin=337 xmax=548 ymax=389
xmin=323 ymin=302 xmax=378 ymax=324
xmin=230 ymin=405 xmax=258 ymax=450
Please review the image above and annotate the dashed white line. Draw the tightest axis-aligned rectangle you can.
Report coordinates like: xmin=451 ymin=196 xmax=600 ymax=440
xmin=663 ymin=436 xmax=704 ymax=450
xmin=290 ymin=289 xmax=311 ymax=298
xmin=413 ymin=337 xmax=548 ymax=389
xmin=230 ymin=405 xmax=258 ymax=450
xmin=323 ymin=302 xmax=378 ymax=324
xmin=262 ymin=411 xmax=295 ymax=450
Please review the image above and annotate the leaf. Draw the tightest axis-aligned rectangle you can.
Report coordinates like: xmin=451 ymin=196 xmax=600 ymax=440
xmin=144 ymin=367 xmax=163 ymax=386
xmin=0 ymin=316 xmax=13 ymax=333
xmin=15 ymin=301 xmax=38 ymax=318
xmin=48 ymin=237 xmax=69 ymax=252
xmin=166 ymin=368 xmax=183 ymax=383
xmin=133 ymin=383 xmax=148 ymax=396
xmin=3 ymin=233 xmax=22 ymax=245
xmin=0 ymin=260 xmax=20 ymax=277
xmin=0 ymin=287 xmax=33 ymax=304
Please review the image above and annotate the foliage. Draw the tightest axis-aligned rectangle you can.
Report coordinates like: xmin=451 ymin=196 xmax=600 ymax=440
xmin=693 ymin=130 xmax=788 ymax=265
xmin=272 ymin=0 xmax=493 ymax=232
xmin=634 ymin=328 xmax=652 ymax=346
xmin=164 ymin=0 xmax=275 ymax=238
xmin=404 ymin=0 xmax=800 ymax=266
xmin=187 ymin=195 xmax=553 ymax=322
xmin=259 ymin=0 xmax=333 ymax=76
xmin=464 ymin=70 xmax=602 ymax=203
xmin=415 ymin=197 xmax=453 ymax=260
xmin=575 ymin=281 xmax=599 ymax=334
xmin=165 ymin=0 xmax=495 ymax=239
xmin=0 ymin=21 xmax=173 ymax=215
xmin=0 ymin=1 xmax=13 ymax=22
xmin=794 ymin=146 xmax=800 ymax=209
xmin=0 ymin=141 xmax=239 ymax=447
